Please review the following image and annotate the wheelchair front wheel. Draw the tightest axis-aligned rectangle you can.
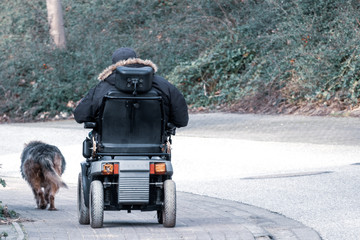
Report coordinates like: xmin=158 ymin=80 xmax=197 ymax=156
xmin=77 ymin=173 xmax=90 ymax=225
xmin=90 ymin=180 xmax=104 ymax=228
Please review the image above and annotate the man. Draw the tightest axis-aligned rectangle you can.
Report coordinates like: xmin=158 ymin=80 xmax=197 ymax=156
xmin=74 ymin=47 xmax=189 ymax=128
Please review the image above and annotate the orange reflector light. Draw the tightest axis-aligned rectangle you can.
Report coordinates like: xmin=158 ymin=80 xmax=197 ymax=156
xmin=155 ymin=163 xmax=166 ymax=175
xmin=102 ymin=163 xmax=114 ymax=175
xmin=150 ymin=163 xmax=155 ymax=174
xmin=150 ymin=163 xmax=166 ymax=175
xmin=114 ymin=163 xmax=119 ymax=174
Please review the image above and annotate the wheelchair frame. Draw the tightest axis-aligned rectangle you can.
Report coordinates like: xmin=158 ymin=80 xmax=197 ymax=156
xmin=77 ymin=67 xmax=177 ymax=228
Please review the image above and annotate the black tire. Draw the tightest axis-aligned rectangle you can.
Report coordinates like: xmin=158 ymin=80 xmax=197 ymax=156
xmin=89 ymin=180 xmax=104 ymax=228
xmin=77 ymin=173 xmax=90 ymax=225
xmin=162 ymin=180 xmax=176 ymax=227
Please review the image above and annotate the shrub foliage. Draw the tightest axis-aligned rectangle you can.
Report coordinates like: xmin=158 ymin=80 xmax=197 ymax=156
xmin=171 ymin=0 xmax=360 ymax=113
xmin=1 ymin=0 xmax=360 ymax=121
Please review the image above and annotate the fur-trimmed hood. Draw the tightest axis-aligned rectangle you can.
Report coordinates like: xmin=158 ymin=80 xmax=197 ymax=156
xmin=98 ymin=58 xmax=158 ymax=81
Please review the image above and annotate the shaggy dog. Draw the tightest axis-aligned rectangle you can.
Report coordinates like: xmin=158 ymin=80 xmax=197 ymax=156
xmin=20 ymin=141 xmax=67 ymax=210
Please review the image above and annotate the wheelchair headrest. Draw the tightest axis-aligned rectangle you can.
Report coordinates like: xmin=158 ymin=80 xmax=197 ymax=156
xmin=115 ymin=66 xmax=154 ymax=94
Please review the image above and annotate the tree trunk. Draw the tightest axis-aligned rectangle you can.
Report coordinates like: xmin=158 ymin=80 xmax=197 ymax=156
xmin=46 ymin=0 xmax=66 ymax=49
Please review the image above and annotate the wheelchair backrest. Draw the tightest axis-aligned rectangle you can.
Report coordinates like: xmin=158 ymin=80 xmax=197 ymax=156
xmin=97 ymin=66 xmax=165 ymax=155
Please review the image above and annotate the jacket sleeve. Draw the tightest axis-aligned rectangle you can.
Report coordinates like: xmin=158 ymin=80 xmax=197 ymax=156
xmin=169 ymin=85 xmax=189 ymax=128
xmin=74 ymin=81 xmax=117 ymax=123
xmin=73 ymin=87 xmax=96 ymax=123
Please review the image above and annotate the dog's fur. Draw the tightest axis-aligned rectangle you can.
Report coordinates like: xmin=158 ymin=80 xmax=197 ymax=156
xmin=20 ymin=141 xmax=67 ymax=210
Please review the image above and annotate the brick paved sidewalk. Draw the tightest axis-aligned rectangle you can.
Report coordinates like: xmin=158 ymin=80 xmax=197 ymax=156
xmin=1 ymin=177 xmax=321 ymax=240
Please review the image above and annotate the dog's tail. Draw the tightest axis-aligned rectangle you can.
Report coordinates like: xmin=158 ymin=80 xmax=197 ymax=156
xmin=40 ymin=157 xmax=68 ymax=189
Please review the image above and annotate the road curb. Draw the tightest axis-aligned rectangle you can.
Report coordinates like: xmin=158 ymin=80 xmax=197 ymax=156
xmin=12 ymin=222 xmax=25 ymax=240
xmin=0 ymin=222 xmax=24 ymax=240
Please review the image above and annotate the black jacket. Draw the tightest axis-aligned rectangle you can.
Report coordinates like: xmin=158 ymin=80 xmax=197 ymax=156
xmin=74 ymin=58 xmax=189 ymax=128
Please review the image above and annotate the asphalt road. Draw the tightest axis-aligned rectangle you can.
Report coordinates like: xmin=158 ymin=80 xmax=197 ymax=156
xmin=1 ymin=113 xmax=359 ymax=239
xmin=176 ymin=113 xmax=360 ymax=240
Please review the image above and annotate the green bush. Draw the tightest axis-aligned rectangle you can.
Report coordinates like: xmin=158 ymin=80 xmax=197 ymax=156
xmin=169 ymin=38 xmax=255 ymax=107
xmin=169 ymin=0 xmax=360 ymax=112
xmin=1 ymin=0 xmax=360 ymax=120
xmin=1 ymin=0 xmax=237 ymax=121
xmin=0 ymin=231 xmax=8 ymax=239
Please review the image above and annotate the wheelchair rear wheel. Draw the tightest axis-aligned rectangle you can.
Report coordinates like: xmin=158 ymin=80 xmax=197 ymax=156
xmin=77 ymin=173 xmax=90 ymax=224
xmin=162 ymin=180 xmax=176 ymax=227
xmin=90 ymin=180 xmax=104 ymax=228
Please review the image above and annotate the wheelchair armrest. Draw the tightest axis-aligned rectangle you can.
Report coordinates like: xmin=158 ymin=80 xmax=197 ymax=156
xmin=84 ymin=122 xmax=97 ymax=129
xmin=166 ymin=123 xmax=176 ymax=136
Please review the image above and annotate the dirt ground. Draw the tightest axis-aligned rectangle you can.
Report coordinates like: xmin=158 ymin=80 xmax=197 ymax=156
xmin=2 ymin=96 xmax=360 ymax=124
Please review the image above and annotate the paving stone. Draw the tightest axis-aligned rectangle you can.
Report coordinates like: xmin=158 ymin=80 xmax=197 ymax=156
xmin=1 ymin=174 xmax=322 ymax=239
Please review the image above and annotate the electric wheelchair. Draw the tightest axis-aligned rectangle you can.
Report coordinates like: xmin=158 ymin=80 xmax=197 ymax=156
xmin=77 ymin=66 xmax=177 ymax=228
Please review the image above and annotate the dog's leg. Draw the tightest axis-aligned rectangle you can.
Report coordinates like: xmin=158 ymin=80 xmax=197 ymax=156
xmin=26 ymin=169 xmax=47 ymax=209
xmin=44 ymin=185 xmax=50 ymax=208
xmin=37 ymin=190 xmax=47 ymax=209
xmin=48 ymin=183 xmax=59 ymax=211
xmin=31 ymin=184 xmax=47 ymax=209
xmin=31 ymin=189 xmax=40 ymax=208
xmin=48 ymin=195 xmax=56 ymax=211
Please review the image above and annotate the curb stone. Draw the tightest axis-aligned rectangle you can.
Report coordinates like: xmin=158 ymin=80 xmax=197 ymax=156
xmin=0 ymin=222 xmax=24 ymax=240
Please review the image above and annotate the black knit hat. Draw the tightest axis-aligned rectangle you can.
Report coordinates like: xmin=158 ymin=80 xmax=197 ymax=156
xmin=111 ymin=47 xmax=137 ymax=63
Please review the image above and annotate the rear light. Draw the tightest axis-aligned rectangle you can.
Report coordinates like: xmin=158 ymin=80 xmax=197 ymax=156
xmin=155 ymin=163 xmax=166 ymax=175
xmin=102 ymin=163 xmax=114 ymax=175
xmin=114 ymin=163 xmax=119 ymax=174
xmin=150 ymin=163 xmax=166 ymax=175
xmin=150 ymin=163 xmax=155 ymax=174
